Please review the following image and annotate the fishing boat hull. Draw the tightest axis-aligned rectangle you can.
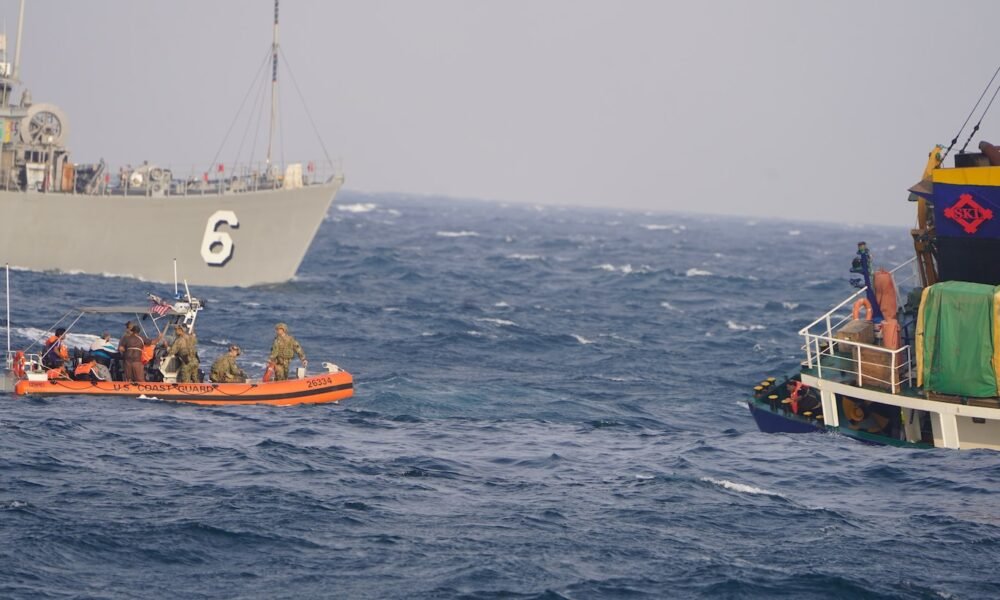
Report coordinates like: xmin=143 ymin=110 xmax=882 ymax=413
xmin=0 ymin=179 xmax=341 ymax=287
xmin=12 ymin=371 xmax=353 ymax=407
xmin=746 ymin=399 xmax=822 ymax=434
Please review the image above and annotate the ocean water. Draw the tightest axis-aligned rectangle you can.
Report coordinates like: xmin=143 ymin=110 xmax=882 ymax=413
xmin=2 ymin=192 xmax=999 ymax=599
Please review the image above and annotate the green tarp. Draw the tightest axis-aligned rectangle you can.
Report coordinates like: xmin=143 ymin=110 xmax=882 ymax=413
xmin=919 ymin=281 xmax=998 ymax=397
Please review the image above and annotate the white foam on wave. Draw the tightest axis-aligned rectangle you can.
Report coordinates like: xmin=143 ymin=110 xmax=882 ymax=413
xmin=383 ymin=307 xmax=400 ymax=313
xmin=494 ymin=301 xmax=510 ymax=308
xmin=686 ymin=268 xmax=713 ymax=277
xmin=642 ymin=224 xmax=685 ymax=232
xmin=507 ymin=254 xmax=542 ymax=261
xmin=243 ymin=302 xmax=261 ymax=308
xmin=572 ymin=334 xmax=594 ymax=345
xmin=635 ymin=473 xmax=655 ymax=481
xmin=476 ymin=318 xmax=515 ymax=327
xmin=788 ymin=230 xmax=801 ymax=236
xmin=727 ymin=320 xmax=765 ymax=331
xmin=782 ymin=302 xmax=799 ymax=310
xmin=702 ymin=477 xmax=783 ymax=497
xmin=596 ymin=263 xmax=624 ymax=273
xmin=14 ymin=326 xmax=102 ymax=348
xmin=595 ymin=263 xmax=645 ymax=274
xmin=336 ymin=203 xmax=377 ymax=213
xmin=660 ymin=301 xmax=682 ymax=312
xmin=437 ymin=231 xmax=480 ymax=238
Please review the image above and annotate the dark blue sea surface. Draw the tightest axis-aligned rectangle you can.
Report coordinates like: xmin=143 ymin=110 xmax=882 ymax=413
xmin=2 ymin=193 xmax=999 ymax=599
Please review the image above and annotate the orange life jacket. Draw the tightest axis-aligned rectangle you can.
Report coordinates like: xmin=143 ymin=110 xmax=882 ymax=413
xmin=74 ymin=361 xmax=96 ymax=377
xmin=141 ymin=344 xmax=155 ymax=364
xmin=47 ymin=366 xmax=69 ymax=380
xmin=45 ymin=335 xmax=69 ymax=360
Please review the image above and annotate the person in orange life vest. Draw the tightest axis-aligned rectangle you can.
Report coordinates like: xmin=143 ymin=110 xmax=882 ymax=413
xmin=43 ymin=327 xmax=70 ymax=369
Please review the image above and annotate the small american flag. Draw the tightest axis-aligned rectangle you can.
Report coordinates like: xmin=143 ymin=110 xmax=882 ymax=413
xmin=150 ymin=299 xmax=172 ymax=316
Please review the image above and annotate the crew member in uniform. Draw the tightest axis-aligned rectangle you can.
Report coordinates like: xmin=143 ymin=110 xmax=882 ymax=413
xmin=268 ymin=322 xmax=307 ymax=381
xmin=118 ymin=325 xmax=146 ymax=382
xmin=167 ymin=325 xmax=200 ymax=383
xmin=210 ymin=345 xmax=247 ymax=383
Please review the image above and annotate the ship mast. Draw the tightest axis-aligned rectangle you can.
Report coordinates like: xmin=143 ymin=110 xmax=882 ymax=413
xmin=12 ymin=0 xmax=22 ymax=83
xmin=266 ymin=0 xmax=279 ymax=170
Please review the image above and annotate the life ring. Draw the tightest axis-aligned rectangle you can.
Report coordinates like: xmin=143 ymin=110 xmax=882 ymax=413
xmin=852 ymin=298 xmax=872 ymax=321
xmin=263 ymin=362 xmax=275 ymax=383
xmin=12 ymin=351 xmax=26 ymax=378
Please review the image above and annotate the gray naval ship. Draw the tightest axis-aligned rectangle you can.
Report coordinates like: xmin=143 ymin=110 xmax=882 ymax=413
xmin=0 ymin=0 xmax=342 ymax=287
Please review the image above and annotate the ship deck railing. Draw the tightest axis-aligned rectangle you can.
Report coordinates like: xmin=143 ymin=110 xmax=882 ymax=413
xmin=4 ymin=350 xmax=43 ymax=375
xmin=3 ymin=159 xmax=343 ymax=197
xmin=798 ymin=257 xmax=919 ymax=396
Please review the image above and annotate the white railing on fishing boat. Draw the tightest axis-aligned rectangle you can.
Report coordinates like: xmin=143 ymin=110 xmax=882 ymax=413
xmin=798 ymin=257 xmax=918 ymax=395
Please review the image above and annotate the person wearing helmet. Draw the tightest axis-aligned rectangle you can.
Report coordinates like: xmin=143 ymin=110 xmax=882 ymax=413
xmin=268 ymin=322 xmax=307 ymax=381
xmin=166 ymin=324 xmax=200 ymax=383
xmin=210 ymin=344 xmax=247 ymax=383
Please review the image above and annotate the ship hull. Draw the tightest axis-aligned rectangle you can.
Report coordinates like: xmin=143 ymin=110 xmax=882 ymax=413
xmin=0 ymin=180 xmax=341 ymax=287
xmin=746 ymin=400 xmax=823 ymax=434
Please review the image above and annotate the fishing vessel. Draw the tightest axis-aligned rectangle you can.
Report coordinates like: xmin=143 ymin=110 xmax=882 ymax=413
xmin=1 ymin=268 xmax=354 ymax=406
xmin=747 ymin=90 xmax=1000 ymax=449
xmin=0 ymin=0 xmax=343 ymax=287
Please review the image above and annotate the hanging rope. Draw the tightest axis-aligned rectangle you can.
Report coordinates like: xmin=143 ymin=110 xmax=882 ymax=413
xmin=279 ymin=50 xmax=336 ymax=172
xmin=206 ymin=46 xmax=273 ymax=178
xmin=942 ymin=64 xmax=1000 ymax=164
xmin=959 ymin=81 xmax=1000 ymax=154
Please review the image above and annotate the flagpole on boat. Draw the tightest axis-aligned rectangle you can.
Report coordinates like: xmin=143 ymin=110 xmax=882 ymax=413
xmin=173 ymin=258 xmax=179 ymax=299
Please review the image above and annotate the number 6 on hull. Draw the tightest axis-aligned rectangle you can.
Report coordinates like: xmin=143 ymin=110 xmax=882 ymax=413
xmin=201 ymin=210 xmax=239 ymax=266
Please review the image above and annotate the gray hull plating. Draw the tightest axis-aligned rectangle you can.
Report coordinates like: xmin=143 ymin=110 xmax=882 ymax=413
xmin=0 ymin=180 xmax=341 ymax=287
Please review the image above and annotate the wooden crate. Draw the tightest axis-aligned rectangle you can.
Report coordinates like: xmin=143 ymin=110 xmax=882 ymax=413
xmin=858 ymin=346 xmax=903 ymax=390
xmin=834 ymin=319 xmax=874 ymax=353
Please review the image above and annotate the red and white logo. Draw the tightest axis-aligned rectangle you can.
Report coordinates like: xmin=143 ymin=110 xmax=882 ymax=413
xmin=944 ymin=193 xmax=993 ymax=234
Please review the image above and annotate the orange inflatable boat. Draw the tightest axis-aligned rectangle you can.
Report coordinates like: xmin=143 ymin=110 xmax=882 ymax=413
xmin=2 ymin=282 xmax=354 ymax=407
xmin=13 ymin=370 xmax=353 ymax=406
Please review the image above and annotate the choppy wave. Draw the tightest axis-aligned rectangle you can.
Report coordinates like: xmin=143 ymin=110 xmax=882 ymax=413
xmin=436 ymin=230 xmax=480 ymax=237
xmin=1 ymin=191 xmax=993 ymax=600
xmin=701 ymin=477 xmax=784 ymax=497
xmin=336 ymin=203 xmax=377 ymax=213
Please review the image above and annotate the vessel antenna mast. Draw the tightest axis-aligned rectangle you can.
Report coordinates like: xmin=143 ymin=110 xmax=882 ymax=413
xmin=12 ymin=0 xmax=23 ymax=82
xmin=5 ymin=263 xmax=10 ymax=359
xmin=266 ymin=0 xmax=279 ymax=169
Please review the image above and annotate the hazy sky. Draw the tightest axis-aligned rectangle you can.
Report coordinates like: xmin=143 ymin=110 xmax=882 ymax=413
xmin=10 ymin=0 xmax=1000 ymax=225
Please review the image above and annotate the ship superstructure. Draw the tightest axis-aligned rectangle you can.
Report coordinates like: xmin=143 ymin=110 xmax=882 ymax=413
xmin=0 ymin=0 xmax=343 ymax=287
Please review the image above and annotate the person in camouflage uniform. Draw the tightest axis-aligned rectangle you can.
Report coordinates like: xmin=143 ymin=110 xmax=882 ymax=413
xmin=268 ymin=322 xmax=307 ymax=381
xmin=210 ymin=345 xmax=247 ymax=383
xmin=168 ymin=325 xmax=200 ymax=383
